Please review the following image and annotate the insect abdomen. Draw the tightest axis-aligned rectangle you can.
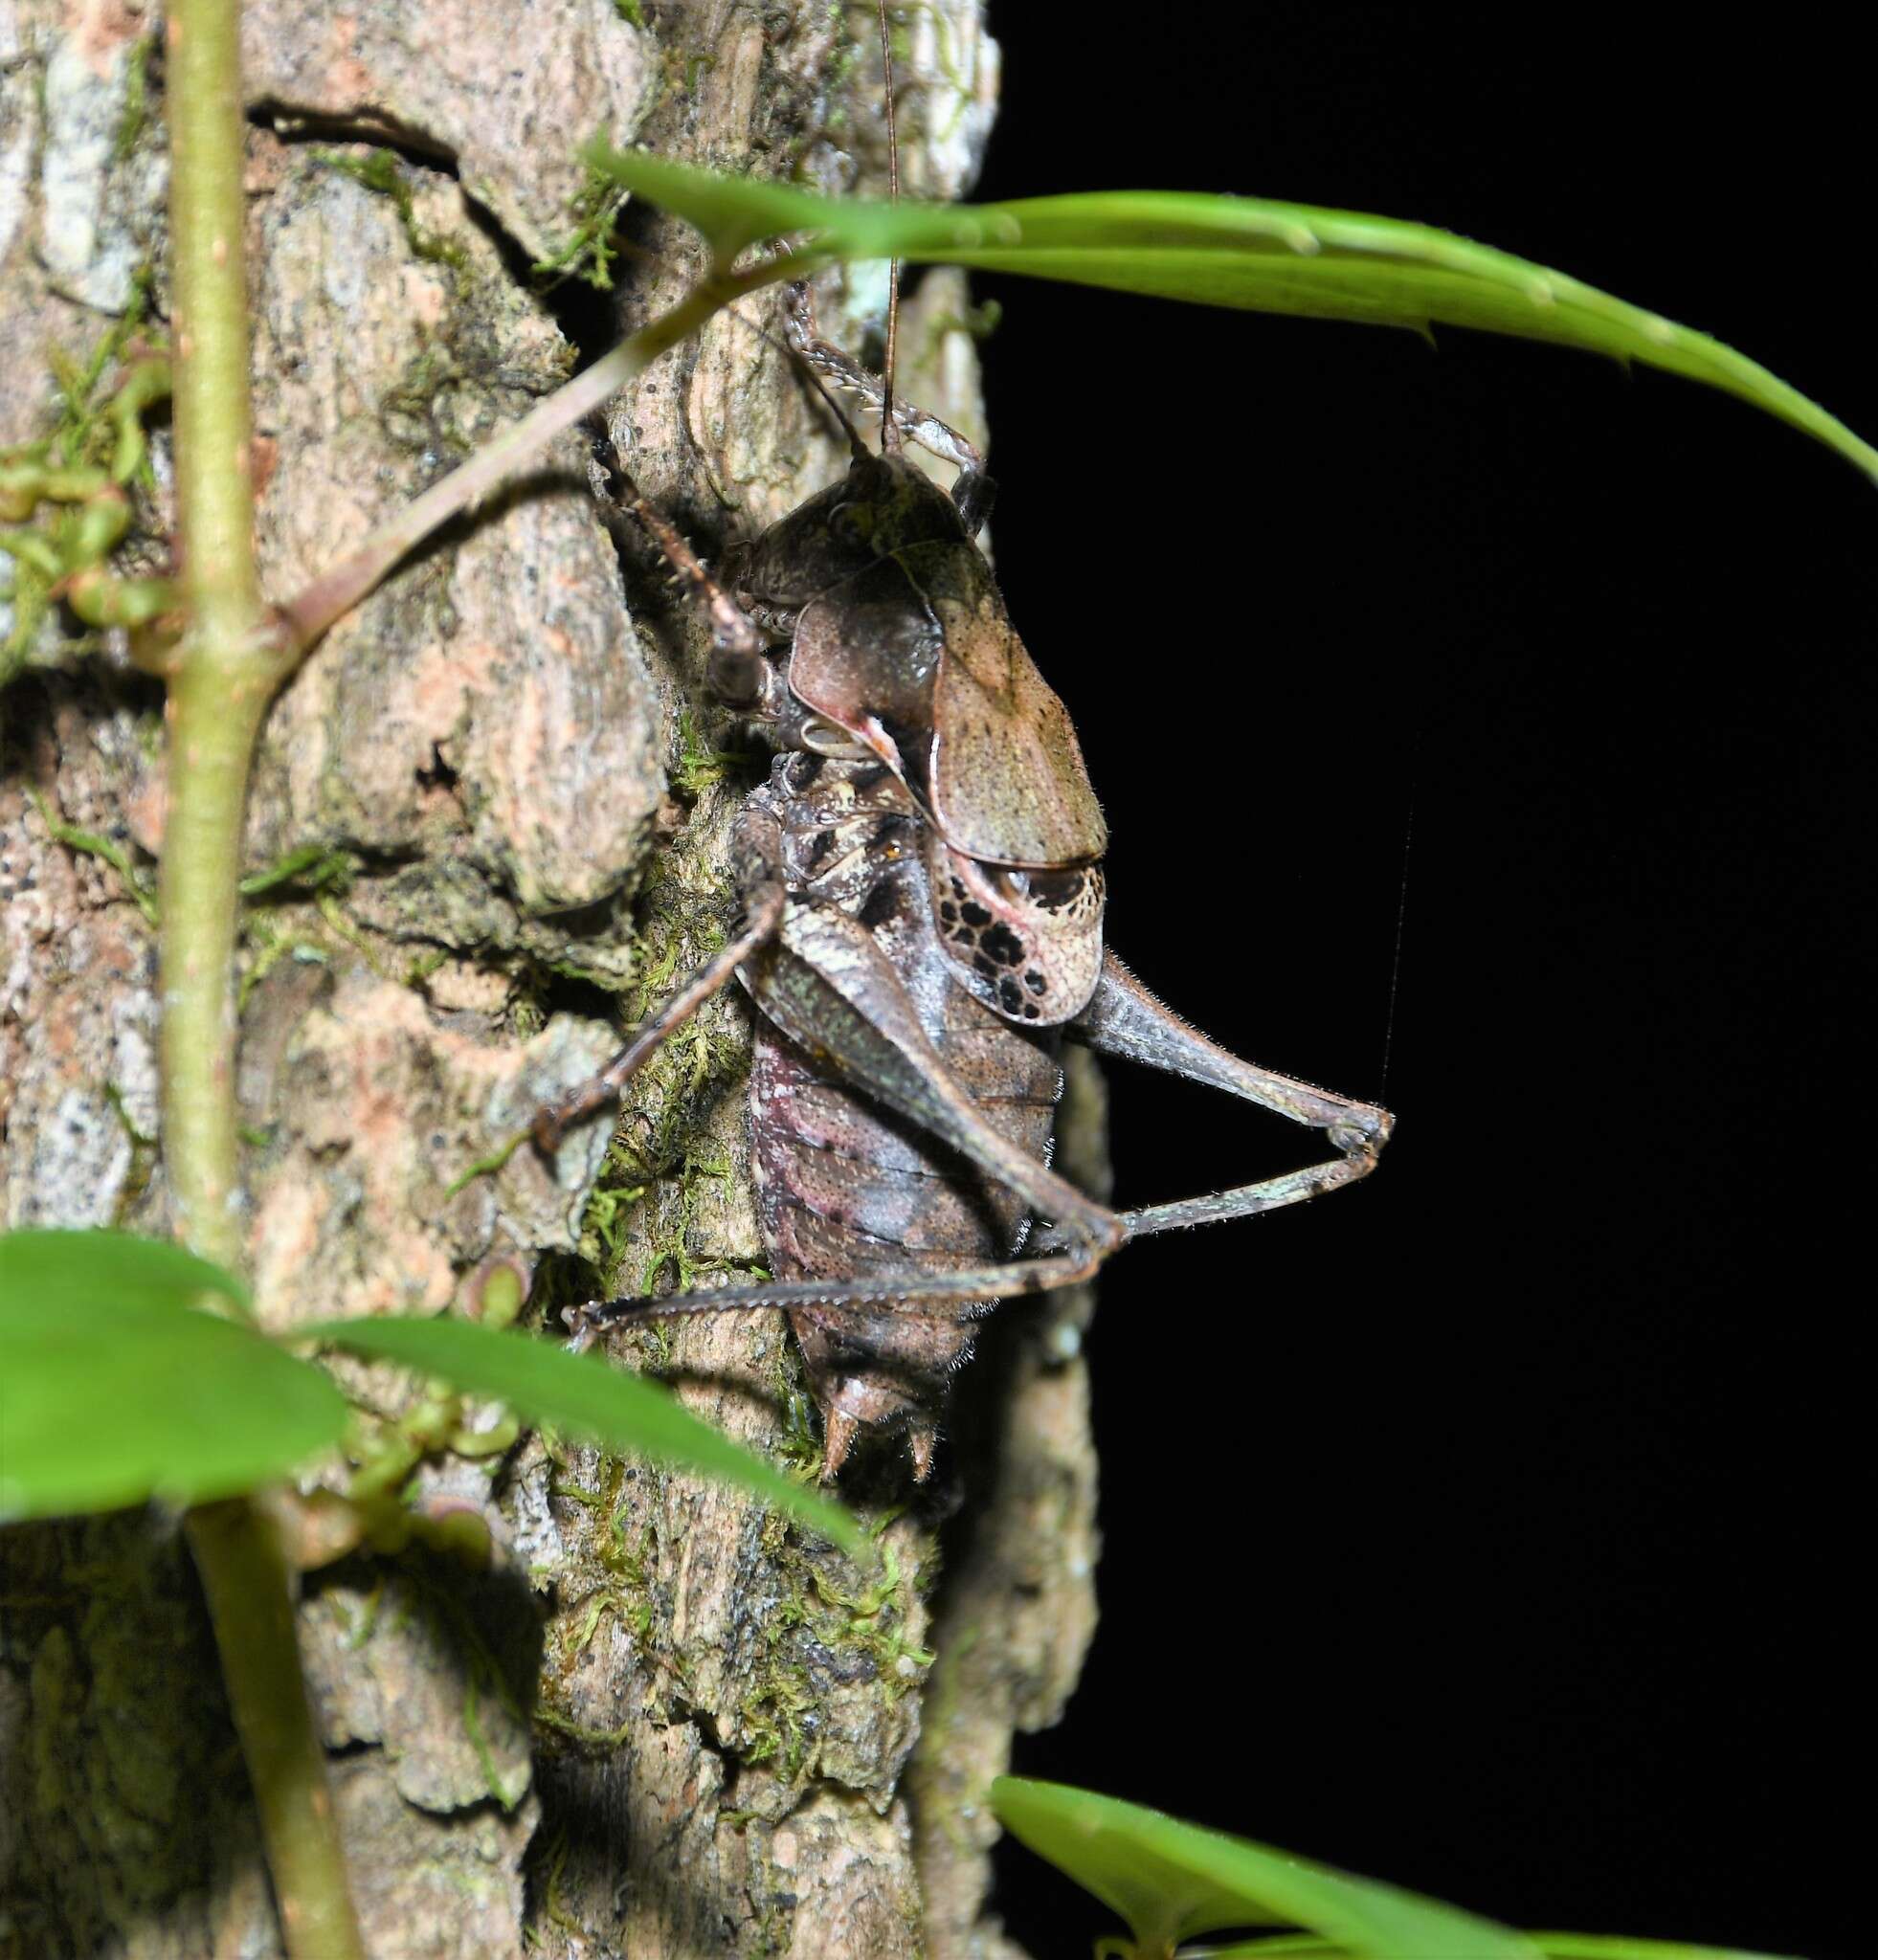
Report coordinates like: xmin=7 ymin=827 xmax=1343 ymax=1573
xmin=746 ymin=758 xmax=1062 ymax=1460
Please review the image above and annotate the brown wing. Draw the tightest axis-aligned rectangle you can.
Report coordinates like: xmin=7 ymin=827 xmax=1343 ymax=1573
xmin=903 ymin=543 xmax=1107 ymax=869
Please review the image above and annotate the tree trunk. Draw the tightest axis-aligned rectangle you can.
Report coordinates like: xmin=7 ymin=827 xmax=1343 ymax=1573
xmin=1 ymin=2 xmax=1101 ymax=1954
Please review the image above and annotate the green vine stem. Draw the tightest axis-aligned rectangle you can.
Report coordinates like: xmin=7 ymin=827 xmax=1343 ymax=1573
xmin=188 ymin=1500 xmax=366 ymax=1955
xmin=160 ymin=0 xmax=367 ymax=1951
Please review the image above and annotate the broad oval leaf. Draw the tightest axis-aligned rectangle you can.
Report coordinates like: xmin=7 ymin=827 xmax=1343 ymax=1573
xmin=587 ymin=149 xmax=1876 ymax=483
xmin=0 ymin=1232 xmax=345 ymax=1519
xmin=991 ymin=1776 xmax=1539 ymax=1960
xmin=300 ymin=1313 xmax=866 ymax=1558
xmin=0 ymin=1224 xmax=252 ymax=1316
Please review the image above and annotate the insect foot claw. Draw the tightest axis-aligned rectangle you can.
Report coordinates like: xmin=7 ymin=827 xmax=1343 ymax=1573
xmin=561 ymin=1303 xmax=600 ymax=1352
xmin=1330 ymin=1104 xmax=1394 ymax=1161
xmin=531 ymin=1109 xmax=569 ymax=1158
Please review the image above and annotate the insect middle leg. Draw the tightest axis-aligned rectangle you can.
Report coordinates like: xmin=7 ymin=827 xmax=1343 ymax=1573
xmin=531 ymin=812 xmax=787 ymax=1152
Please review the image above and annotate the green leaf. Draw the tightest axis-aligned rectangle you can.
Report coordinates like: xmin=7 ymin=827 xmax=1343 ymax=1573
xmin=0 ymin=1232 xmax=346 ymax=1519
xmin=586 ymin=149 xmax=1877 ymax=483
xmin=1522 ymin=1940 xmax=1804 ymax=1960
xmin=991 ymin=1777 xmax=1539 ymax=1960
xmin=300 ymin=1314 xmax=867 ymax=1558
xmin=0 ymin=1224 xmax=252 ymax=1316
xmin=1203 ymin=1937 xmax=1801 ymax=1960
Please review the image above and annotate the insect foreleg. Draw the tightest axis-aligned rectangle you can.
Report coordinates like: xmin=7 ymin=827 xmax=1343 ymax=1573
xmin=530 ymin=813 xmax=786 ymax=1153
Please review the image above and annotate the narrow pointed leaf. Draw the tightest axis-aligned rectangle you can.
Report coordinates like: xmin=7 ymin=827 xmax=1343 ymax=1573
xmin=0 ymin=1233 xmax=347 ymax=1518
xmin=1524 ymin=1940 xmax=1804 ymax=1960
xmin=301 ymin=1314 xmax=866 ymax=1557
xmin=587 ymin=149 xmax=1876 ymax=482
xmin=992 ymin=1777 xmax=1538 ymax=1960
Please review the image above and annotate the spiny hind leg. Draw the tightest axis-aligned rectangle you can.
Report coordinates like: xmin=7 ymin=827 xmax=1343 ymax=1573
xmin=1060 ymin=950 xmax=1393 ymax=1240
xmin=783 ymin=280 xmax=994 ymax=534
xmin=562 ymin=945 xmax=1396 ymax=1477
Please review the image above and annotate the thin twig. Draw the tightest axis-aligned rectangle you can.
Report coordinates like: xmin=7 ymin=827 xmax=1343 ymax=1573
xmin=274 ymin=258 xmax=809 ymax=666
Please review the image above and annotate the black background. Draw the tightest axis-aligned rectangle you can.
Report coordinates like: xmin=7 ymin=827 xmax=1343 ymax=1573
xmin=965 ymin=6 xmax=1870 ymax=1957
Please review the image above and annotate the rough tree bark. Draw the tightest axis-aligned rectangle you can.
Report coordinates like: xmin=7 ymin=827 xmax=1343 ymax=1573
xmin=1 ymin=3 xmax=1103 ymax=1954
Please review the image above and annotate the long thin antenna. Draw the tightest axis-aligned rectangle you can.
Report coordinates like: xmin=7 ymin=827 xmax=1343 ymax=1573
xmin=1378 ymin=792 xmax=1415 ymax=1100
xmin=876 ymin=0 xmax=903 ymax=455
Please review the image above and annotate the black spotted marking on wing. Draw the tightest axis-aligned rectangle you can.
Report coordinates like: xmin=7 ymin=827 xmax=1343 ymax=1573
xmin=927 ymin=840 xmax=1104 ymax=1028
xmin=942 ymin=880 xmax=1042 ymax=1010
xmin=947 ymin=901 xmax=1033 ymax=970
xmin=979 ymin=922 xmax=1023 ymax=968
xmin=917 ymin=833 xmax=1107 ymax=1033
